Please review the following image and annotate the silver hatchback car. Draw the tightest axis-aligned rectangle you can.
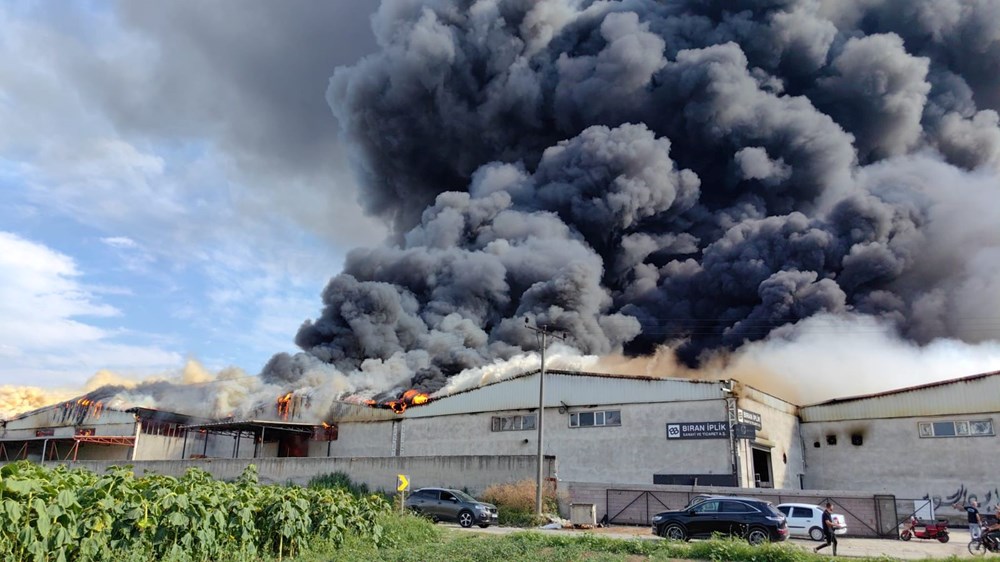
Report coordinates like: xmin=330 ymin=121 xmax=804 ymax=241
xmin=405 ymin=487 xmax=499 ymax=528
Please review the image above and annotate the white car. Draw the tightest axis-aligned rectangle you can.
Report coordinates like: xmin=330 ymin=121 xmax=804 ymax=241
xmin=776 ymin=503 xmax=848 ymax=541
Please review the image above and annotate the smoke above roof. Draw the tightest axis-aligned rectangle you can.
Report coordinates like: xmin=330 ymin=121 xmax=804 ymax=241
xmin=263 ymin=0 xmax=1000 ymax=396
xmin=10 ymin=1 xmax=1000 ymax=421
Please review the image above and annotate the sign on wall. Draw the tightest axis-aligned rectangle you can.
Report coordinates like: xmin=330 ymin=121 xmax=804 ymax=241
xmin=737 ymin=409 xmax=763 ymax=429
xmin=666 ymin=421 xmax=729 ymax=439
xmin=733 ymin=423 xmax=757 ymax=440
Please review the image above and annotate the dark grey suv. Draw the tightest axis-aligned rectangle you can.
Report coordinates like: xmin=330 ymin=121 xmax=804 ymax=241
xmin=405 ymin=487 xmax=499 ymax=528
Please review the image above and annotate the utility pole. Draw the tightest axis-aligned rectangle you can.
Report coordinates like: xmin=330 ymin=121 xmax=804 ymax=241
xmin=721 ymin=380 xmax=739 ymax=486
xmin=524 ymin=319 xmax=564 ymax=517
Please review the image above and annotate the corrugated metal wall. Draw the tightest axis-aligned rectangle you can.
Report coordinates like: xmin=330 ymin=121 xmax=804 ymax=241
xmin=403 ymin=372 xmax=724 ymax=418
xmin=800 ymin=372 xmax=1000 ymax=422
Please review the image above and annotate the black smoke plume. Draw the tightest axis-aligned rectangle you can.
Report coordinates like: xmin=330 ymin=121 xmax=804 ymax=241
xmin=266 ymin=0 xmax=1000 ymax=394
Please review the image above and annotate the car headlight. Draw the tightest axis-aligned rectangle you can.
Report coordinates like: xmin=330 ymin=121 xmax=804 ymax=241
xmin=652 ymin=515 xmax=665 ymax=523
xmin=476 ymin=505 xmax=489 ymax=512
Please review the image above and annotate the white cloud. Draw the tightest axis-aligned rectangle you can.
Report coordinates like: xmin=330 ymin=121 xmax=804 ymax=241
xmin=101 ymin=236 xmax=138 ymax=249
xmin=0 ymin=4 xmax=389 ymax=388
xmin=0 ymin=232 xmax=183 ymax=387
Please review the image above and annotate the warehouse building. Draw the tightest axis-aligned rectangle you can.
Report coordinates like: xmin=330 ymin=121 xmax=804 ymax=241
xmin=800 ymin=370 xmax=1000 ymax=511
xmin=0 ymin=399 xmax=245 ymax=462
xmin=198 ymin=370 xmax=804 ymax=489
xmin=2 ymin=369 xmax=997 ymax=518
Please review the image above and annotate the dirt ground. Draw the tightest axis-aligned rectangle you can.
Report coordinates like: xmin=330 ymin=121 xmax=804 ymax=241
xmin=465 ymin=523 xmax=980 ymax=559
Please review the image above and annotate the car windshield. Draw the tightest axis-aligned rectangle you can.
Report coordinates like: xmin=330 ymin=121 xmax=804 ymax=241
xmin=451 ymin=490 xmax=477 ymax=503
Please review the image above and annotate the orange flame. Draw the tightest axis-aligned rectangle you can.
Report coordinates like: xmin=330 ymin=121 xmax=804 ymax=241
xmin=276 ymin=392 xmax=294 ymax=420
xmin=63 ymin=397 xmax=104 ymax=420
xmin=376 ymin=389 xmax=431 ymax=414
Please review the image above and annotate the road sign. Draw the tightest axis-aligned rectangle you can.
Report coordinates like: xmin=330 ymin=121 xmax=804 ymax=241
xmin=396 ymin=474 xmax=409 ymax=492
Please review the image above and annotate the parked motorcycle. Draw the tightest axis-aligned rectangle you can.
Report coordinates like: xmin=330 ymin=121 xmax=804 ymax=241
xmin=900 ymin=516 xmax=950 ymax=543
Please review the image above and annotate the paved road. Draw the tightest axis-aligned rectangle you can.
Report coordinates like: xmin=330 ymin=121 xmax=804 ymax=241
xmin=460 ymin=524 xmax=979 ymax=559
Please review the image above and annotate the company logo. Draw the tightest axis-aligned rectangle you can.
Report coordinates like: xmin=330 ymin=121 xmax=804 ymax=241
xmin=667 ymin=424 xmax=681 ymax=438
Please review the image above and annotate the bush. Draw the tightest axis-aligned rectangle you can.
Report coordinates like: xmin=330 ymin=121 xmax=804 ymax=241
xmin=308 ymin=471 xmax=392 ymax=503
xmin=480 ymin=480 xmax=559 ymax=527
xmin=308 ymin=471 xmax=370 ymax=495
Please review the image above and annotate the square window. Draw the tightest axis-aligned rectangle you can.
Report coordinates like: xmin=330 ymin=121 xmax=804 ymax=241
xmin=971 ymin=420 xmax=994 ymax=436
xmin=955 ymin=421 xmax=970 ymax=435
xmin=579 ymin=412 xmax=595 ymax=426
xmin=523 ymin=415 xmax=536 ymax=430
xmin=918 ymin=422 xmax=933 ymax=437
xmin=605 ymin=411 xmax=621 ymax=426
xmin=932 ymin=422 xmax=956 ymax=436
xmin=595 ymin=411 xmax=605 ymax=426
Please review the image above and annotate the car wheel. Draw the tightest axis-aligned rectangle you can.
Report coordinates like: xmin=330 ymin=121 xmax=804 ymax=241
xmin=746 ymin=527 xmax=769 ymax=545
xmin=662 ymin=523 xmax=687 ymax=541
xmin=458 ymin=510 xmax=475 ymax=528
xmin=809 ymin=526 xmax=825 ymax=541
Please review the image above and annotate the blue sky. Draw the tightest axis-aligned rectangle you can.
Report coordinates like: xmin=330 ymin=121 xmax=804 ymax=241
xmin=0 ymin=1 xmax=385 ymax=391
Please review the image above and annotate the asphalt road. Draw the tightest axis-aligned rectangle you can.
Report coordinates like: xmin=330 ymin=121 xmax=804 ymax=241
xmin=457 ymin=523 xmax=980 ymax=559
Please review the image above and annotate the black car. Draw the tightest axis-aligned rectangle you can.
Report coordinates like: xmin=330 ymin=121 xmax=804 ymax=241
xmin=404 ymin=487 xmax=499 ymax=528
xmin=651 ymin=496 xmax=788 ymax=544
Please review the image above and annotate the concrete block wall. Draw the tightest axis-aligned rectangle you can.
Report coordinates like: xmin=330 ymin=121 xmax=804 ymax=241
xmin=47 ymin=454 xmax=555 ymax=496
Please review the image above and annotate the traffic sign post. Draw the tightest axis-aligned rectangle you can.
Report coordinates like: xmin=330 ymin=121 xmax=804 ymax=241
xmin=396 ymin=474 xmax=409 ymax=513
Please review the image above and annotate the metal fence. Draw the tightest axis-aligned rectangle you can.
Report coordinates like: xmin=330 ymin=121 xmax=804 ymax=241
xmin=604 ymin=488 xmax=918 ymax=538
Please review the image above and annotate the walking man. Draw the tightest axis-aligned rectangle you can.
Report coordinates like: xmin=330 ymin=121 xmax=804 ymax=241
xmin=814 ymin=503 xmax=841 ymax=556
xmin=954 ymin=499 xmax=982 ymax=540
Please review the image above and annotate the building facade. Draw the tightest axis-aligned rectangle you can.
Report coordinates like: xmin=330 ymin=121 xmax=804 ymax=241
xmin=800 ymin=371 xmax=1000 ymax=517
xmin=322 ymin=371 xmax=804 ymax=489
xmin=2 ymin=369 xmax=997 ymax=518
xmin=0 ymin=401 xmax=242 ymax=462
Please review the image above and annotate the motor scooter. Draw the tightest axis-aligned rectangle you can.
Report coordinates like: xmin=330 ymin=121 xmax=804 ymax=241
xmin=899 ymin=515 xmax=950 ymax=543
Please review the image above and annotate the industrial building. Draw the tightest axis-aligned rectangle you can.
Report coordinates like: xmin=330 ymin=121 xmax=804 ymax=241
xmin=2 ymin=369 xmax=997 ymax=520
xmin=0 ymin=399 xmax=245 ymax=462
xmin=300 ymin=371 xmax=804 ymax=489
xmin=800 ymin=371 xmax=999 ymax=508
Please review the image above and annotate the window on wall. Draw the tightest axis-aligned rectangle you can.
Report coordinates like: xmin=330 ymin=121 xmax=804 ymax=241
xmin=918 ymin=419 xmax=994 ymax=438
xmin=569 ymin=410 xmax=621 ymax=428
xmin=141 ymin=420 xmax=184 ymax=437
xmin=491 ymin=414 xmax=537 ymax=432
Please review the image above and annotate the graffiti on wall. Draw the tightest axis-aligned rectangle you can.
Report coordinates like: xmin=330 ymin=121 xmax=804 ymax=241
xmin=923 ymin=484 xmax=1000 ymax=510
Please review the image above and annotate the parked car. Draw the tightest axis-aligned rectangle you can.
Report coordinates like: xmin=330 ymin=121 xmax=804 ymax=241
xmin=776 ymin=503 xmax=848 ymax=541
xmin=651 ymin=496 xmax=789 ymax=544
xmin=404 ymin=487 xmax=499 ymax=528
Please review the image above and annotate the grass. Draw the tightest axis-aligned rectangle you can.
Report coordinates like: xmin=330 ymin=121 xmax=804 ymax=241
xmin=283 ymin=513 xmax=974 ymax=562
